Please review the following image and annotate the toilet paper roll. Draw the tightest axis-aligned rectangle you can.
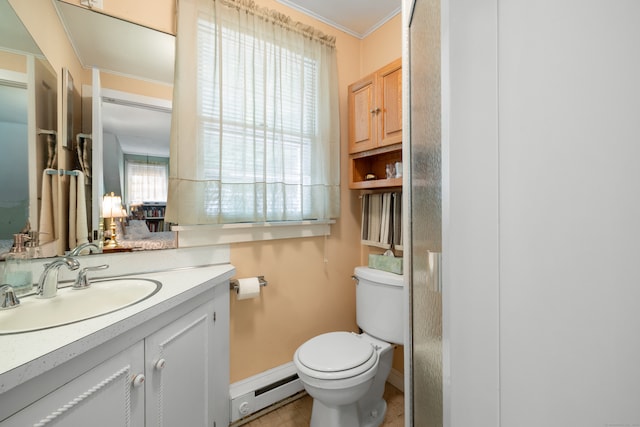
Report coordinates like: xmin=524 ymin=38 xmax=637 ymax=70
xmin=236 ymin=277 xmax=261 ymax=300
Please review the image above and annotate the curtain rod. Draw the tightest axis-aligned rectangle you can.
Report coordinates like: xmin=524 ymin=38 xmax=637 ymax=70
xmin=214 ymin=0 xmax=337 ymax=48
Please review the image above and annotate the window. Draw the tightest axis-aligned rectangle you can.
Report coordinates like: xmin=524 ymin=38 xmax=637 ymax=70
xmin=167 ymin=0 xmax=340 ymax=226
xmin=197 ymin=22 xmax=322 ymax=222
xmin=125 ymin=159 xmax=168 ymax=206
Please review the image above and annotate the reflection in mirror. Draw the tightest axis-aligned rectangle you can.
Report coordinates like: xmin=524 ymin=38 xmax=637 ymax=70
xmin=2 ymin=1 xmax=175 ymax=259
xmin=54 ymin=1 xmax=174 ymax=84
xmin=54 ymin=0 xmax=176 ymax=255
xmin=59 ymin=67 xmax=91 ymax=253
xmin=63 ymin=68 xmax=75 ymax=150
xmin=33 ymin=58 xmax=58 ymax=257
xmin=0 ymin=65 xmax=28 ymax=249
xmin=0 ymin=0 xmax=57 ymax=259
xmin=100 ymin=90 xmax=175 ymax=251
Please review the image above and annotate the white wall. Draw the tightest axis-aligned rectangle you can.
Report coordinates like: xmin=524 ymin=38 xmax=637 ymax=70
xmin=445 ymin=0 xmax=640 ymax=426
xmin=443 ymin=0 xmax=500 ymax=425
xmin=102 ymin=132 xmax=123 ymax=197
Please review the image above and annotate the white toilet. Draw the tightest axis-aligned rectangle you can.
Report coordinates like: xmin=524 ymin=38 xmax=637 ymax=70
xmin=294 ymin=266 xmax=404 ymax=427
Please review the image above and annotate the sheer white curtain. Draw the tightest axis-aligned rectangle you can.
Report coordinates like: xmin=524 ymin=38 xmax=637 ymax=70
xmin=166 ymin=0 xmax=340 ymax=225
xmin=126 ymin=161 xmax=168 ymax=205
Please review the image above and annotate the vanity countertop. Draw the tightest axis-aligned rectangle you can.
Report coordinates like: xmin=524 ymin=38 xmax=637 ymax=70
xmin=0 ymin=263 xmax=235 ymax=395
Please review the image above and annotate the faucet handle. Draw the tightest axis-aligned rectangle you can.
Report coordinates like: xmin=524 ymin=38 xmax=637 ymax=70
xmin=73 ymin=264 xmax=109 ymax=290
xmin=0 ymin=284 xmax=20 ymax=310
xmin=68 ymin=242 xmax=101 ymax=257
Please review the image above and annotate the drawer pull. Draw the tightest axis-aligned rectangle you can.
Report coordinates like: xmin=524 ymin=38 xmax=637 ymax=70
xmin=132 ymin=373 xmax=145 ymax=388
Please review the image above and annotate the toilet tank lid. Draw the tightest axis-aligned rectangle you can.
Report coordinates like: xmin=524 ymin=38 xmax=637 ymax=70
xmin=354 ymin=266 xmax=404 ymax=287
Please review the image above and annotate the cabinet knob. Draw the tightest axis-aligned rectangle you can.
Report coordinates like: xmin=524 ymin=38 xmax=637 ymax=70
xmin=370 ymin=107 xmax=381 ymax=114
xmin=132 ymin=373 xmax=145 ymax=388
xmin=155 ymin=358 xmax=166 ymax=370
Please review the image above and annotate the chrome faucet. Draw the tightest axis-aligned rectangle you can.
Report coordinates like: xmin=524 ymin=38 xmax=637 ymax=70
xmin=37 ymin=257 xmax=80 ymax=298
xmin=73 ymin=264 xmax=109 ymax=290
xmin=68 ymin=242 xmax=100 ymax=256
xmin=0 ymin=285 xmax=20 ymax=309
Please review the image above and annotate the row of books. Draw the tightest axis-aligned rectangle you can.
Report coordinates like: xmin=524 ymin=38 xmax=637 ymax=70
xmin=146 ymin=220 xmax=165 ymax=232
xmin=130 ymin=203 xmax=166 ymax=218
xmin=143 ymin=206 xmax=165 ymax=218
xmin=361 ymin=192 xmax=402 ymax=250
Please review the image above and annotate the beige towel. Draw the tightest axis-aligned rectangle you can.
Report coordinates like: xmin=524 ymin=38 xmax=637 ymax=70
xmin=69 ymin=171 xmax=89 ymax=248
xmin=39 ymin=169 xmax=57 ymax=244
xmin=69 ymin=175 xmax=76 ymax=247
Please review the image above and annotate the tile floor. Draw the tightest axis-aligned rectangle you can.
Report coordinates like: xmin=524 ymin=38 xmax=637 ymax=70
xmin=239 ymin=383 xmax=404 ymax=427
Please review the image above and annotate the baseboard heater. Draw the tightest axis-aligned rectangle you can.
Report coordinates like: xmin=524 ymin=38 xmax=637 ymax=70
xmin=229 ymin=362 xmax=304 ymax=423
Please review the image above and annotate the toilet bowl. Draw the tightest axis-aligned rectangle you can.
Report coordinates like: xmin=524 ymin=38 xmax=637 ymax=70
xmin=294 ymin=332 xmax=393 ymax=427
xmin=294 ymin=267 xmax=404 ymax=427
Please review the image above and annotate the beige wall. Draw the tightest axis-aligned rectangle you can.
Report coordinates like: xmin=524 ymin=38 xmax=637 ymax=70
xmin=14 ymin=0 xmax=401 ymax=383
xmin=360 ymin=14 xmax=403 ymax=76
xmin=0 ymin=51 xmax=26 ymax=73
xmin=99 ymin=72 xmax=173 ymax=100
xmin=9 ymin=0 xmax=84 ymax=87
xmin=89 ymin=0 xmax=176 ymax=34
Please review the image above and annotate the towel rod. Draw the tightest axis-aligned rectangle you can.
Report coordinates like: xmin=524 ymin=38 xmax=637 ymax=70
xmin=230 ymin=276 xmax=267 ymax=292
xmin=46 ymin=169 xmax=80 ymax=176
xmin=76 ymin=133 xmax=92 ymax=142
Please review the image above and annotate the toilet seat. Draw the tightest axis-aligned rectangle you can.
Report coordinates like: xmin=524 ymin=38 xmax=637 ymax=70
xmin=295 ymin=332 xmax=378 ymax=381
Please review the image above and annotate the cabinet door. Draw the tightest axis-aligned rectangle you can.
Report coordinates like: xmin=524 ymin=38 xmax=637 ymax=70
xmin=348 ymin=74 xmax=377 ymax=153
xmin=377 ymin=59 xmax=403 ymax=147
xmin=145 ymin=301 xmax=215 ymax=427
xmin=1 ymin=342 xmax=145 ymax=427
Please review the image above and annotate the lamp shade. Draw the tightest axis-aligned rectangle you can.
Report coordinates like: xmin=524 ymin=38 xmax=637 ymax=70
xmin=102 ymin=193 xmax=126 ymax=219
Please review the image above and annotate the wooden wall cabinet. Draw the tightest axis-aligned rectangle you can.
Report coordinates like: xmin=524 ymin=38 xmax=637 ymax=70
xmin=348 ymin=58 xmax=403 ymax=189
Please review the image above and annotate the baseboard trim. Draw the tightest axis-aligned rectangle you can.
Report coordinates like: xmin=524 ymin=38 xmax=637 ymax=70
xmin=229 ymin=362 xmax=304 ymax=423
xmin=387 ymin=368 xmax=404 ymax=392
xmin=229 ymin=364 xmax=404 ymax=424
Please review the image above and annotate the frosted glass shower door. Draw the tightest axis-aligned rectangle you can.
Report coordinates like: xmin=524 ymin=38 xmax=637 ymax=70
xmin=405 ymin=0 xmax=443 ymax=425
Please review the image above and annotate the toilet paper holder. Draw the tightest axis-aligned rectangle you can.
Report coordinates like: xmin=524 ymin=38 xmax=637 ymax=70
xmin=230 ymin=276 xmax=268 ymax=293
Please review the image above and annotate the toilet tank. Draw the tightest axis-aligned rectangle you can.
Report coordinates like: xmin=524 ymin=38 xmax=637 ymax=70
xmin=355 ymin=266 xmax=404 ymax=345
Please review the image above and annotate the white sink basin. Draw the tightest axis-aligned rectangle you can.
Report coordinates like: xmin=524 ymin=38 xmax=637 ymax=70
xmin=0 ymin=278 xmax=162 ymax=335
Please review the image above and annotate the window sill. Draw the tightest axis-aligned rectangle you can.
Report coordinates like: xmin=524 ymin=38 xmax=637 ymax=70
xmin=172 ymin=220 xmax=335 ymax=246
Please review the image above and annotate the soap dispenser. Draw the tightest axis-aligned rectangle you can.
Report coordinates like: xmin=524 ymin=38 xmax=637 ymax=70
xmin=26 ymin=230 xmax=41 ymax=259
xmin=3 ymin=233 xmax=33 ymax=296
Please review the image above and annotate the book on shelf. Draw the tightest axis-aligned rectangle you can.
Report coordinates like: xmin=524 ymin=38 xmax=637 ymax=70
xmin=361 ymin=192 xmax=402 ymax=249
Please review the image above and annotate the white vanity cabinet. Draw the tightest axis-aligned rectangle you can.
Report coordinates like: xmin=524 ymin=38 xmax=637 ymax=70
xmin=0 ymin=266 xmax=233 ymax=427
xmin=1 ymin=342 xmax=146 ymax=427
xmin=2 ymin=299 xmax=224 ymax=427
xmin=145 ymin=299 xmax=219 ymax=427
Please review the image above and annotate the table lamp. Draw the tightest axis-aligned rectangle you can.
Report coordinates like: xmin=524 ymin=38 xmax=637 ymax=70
xmin=102 ymin=192 xmax=126 ymax=248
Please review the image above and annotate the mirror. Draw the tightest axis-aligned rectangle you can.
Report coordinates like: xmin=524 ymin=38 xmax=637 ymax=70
xmin=99 ymin=90 xmax=175 ymax=251
xmin=54 ymin=1 xmax=176 ymax=254
xmin=0 ymin=0 xmax=176 ymax=258
xmin=0 ymin=0 xmax=57 ymax=258
xmin=0 ymin=57 xmax=28 ymax=249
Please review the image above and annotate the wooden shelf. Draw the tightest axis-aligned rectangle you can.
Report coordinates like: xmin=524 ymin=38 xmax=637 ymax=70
xmin=350 ymin=177 xmax=402 ymax=190
xmin=347 ymin=59 xmax=404 ymax=250
xmin=347 ymin=58 xmax=403 ymax=191
xmin=349 ymin=143 xmax=402 ymax=189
